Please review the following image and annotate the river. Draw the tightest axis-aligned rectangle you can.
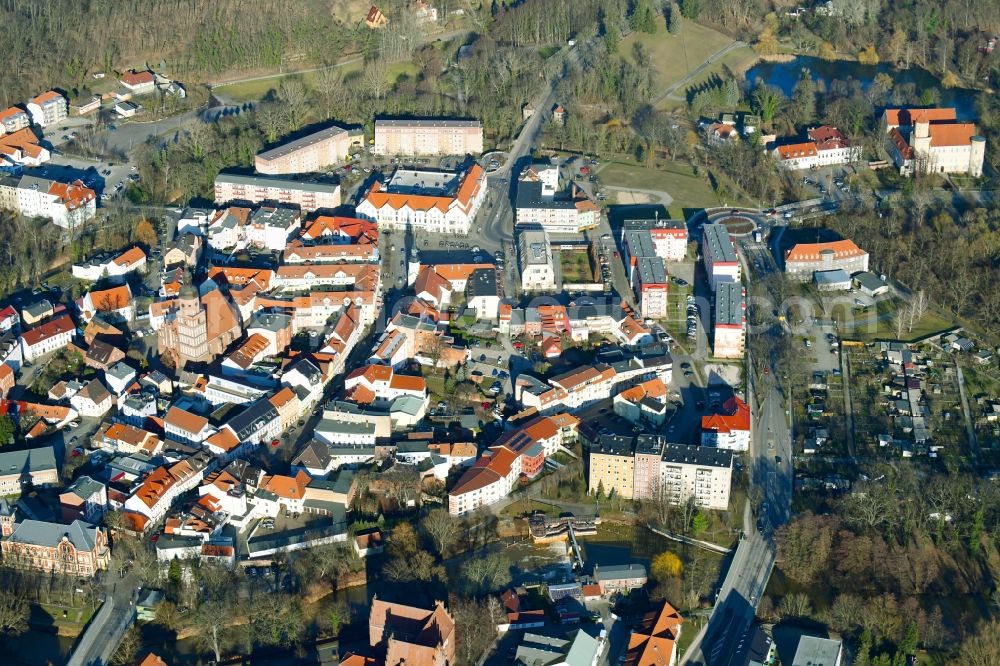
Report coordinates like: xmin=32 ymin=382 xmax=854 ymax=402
xmin=745 ymin=55 xmax=984 ymax=118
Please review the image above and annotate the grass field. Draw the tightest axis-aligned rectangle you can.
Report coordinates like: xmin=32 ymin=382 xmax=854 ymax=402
xmin=560 ymin=251 xmax=594 ymax=283
xmin=214 ymin=60 xmax=419 ymax=102
xmin=621 ymin=17 xmax=735 ymax=95
xmin=598 ymin=160 xmax=751 ymax=215
xmin=657 ymin=44 xmax=759 ymax=112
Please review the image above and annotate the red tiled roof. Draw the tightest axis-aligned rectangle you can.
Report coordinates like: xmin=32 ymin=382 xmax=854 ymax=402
xmin=21 ymin=314 xmax=74 ymax=347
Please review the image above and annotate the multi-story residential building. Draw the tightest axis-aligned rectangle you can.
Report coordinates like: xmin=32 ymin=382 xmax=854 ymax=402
xmin=713 ymin=282 xmax=746 ymax=359
xmin=633 ymin=256 xmax=669 ymax=319
xmin=772 ymin=125 xmax=861 ymax=170
xmin=69 ymin=378 xmax=113 ymax=418
xmin=518 ymin=227 xmax=556 ymax=291
xmin=26 ymin=91 xmax=68 ymax=127
xmin=19 ymin=314 xmax=75 ymax=362
xmin=101 ymin=423 xmax=162 ymax=455
xmin=613 ymin=378 xmax=669 ymax=428
xmin=157 ymin=285 xmax=242 ymax=367
xmin=0 ymin=519 xmax=110 ymax=576
xmin=622 ymin=216 xmax=688 ymax=262
xmin=255 ymin=124 xmax=362 ymax=174
xmin=77 ymin=284 xmax=134 ymax=323
xmin=633 ymin=434 xmax=665 ymax=501
xmin=588 ymin=434 xmax=635 ymax=499
xmin=355 ymin=165 xmax=486 ymax=235
xmin=71 ymin=246 xmax=147 ymax=282
xmin=164 ymin=406 xmax=214 ymax=445
xmin=594 ymin=563 xmax=647 ymax=595
xmin=783 ymin=239 xmax=868 ymax=280
xmin=884 ymin=108 xmax=985 ymax=177
xmin=700 ymin=396 xmax=751 ymax=451
xmin=517 ymin=351 xmax=669 ymax=414
xmin=247 ymin=206 xmax=301 ymax=251
xmin=0 ymin=107 xmax=30 ymax=134
xmin=0 ymin=447 xmax=58 ymax=495
xmin=701 ymin=224 xmax=740 ymax=288
xmin=660 ymin=442 xmax=733 ymax=511
xmin=466 ymin=268 xmax=501 ymax=320
xmin=12 ymin=175 xmax=95 ymax=228
xmin=373 ymin=118 xmax=483 ymax=156
xmin=124 ymin=455 xmax=210 ymax=522
xmin=60 ymin=476 xmax=107 ymax=523
xmin=514 ymin=180 xmax=600 ymax=234
xmin=448 ymin=445 xmax=521 ymax=515
xmin=344 ymin=364 xmax=427 ymax=407
xmin=0 ymin=128 xmax=50 ymax=166
xmin=214 ymin=172 xmax=341 ymax=212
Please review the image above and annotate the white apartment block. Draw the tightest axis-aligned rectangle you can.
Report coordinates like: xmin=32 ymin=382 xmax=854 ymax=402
xmin=659 ymin=443 xmax=733 ymax=511
xmin=26 ymin=91 xmax=68 ymax=127
xmin=214 ymin=173 xmax=341 ymax=212
xmin=518 ymin=228 xmax=556 ymax=291
xmin=701 ymin=224 xmax=740 ymax=289
xmin=355 ymin=166 xmax=486 ymax=235
xmin=713 ymin=282 xmax=746 ymax=359
xmin=374 ymin=118 xmax=483 ymax=156
xmin=255 ymin=124 xmax=361 ymax=174
xmin=13 ymin=175 xmax=96 ymax=229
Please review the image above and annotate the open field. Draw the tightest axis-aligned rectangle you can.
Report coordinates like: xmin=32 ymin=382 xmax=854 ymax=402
xmin=621 ymin=17 xmax=735 ymax=95
xmin=213 ymin=60 xmax=420 ymax=103
xmin=655 ymin=45 xmax=758 ymax=110
xmin=597 ymin=161 xmax=741 ymax=215
xmin=559 ymin=251 xmax=594 ymax=283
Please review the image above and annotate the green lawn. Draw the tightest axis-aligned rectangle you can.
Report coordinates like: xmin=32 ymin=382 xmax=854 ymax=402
xmin=560 ymin=252 xmax=594 ymax=283
xmin=214 ymin=61 xmax=419 ymax=103
xmin=598 ymin=161 xmax=748 ymax=215
xmin=620 ymin=17 xmax=735 ymax=95
xmin=656 ymin=44 xmax=759 ymax=112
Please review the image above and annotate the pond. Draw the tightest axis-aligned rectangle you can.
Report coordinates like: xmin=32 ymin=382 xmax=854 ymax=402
xmin=745 ymin=55 xmax=983 ymax=118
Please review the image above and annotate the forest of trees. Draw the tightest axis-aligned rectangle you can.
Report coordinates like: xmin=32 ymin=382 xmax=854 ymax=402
xmin=774 ymin=467 xmax=1000 ymax=663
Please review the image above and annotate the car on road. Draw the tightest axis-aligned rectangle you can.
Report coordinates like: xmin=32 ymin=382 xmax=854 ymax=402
xmin=681 ymin=362 xmax=691 ymax=369
xmin=783 ymin=211 xmax=793 ymax=219
xmin=514 ymin=342 xmax=524 ymax=350
xmin=600 ymin=233 xmax=610 ymax=240
xmin=71 ymin=447 xmax=84 ymax=457
xmin=775 ymin=455 xmax=782 ymax=465
xmin=684 ymin=370 xmax=694 ymax=377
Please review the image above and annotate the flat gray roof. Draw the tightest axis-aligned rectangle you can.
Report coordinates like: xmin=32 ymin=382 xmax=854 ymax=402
xmin=256 ymin=125 xmax=358 ymax=161
xmin=662 ymin=442 xmax=732 ymax=468
xmin=703 ymin=224 xmax=738 ymax=263
xmin=636 ymin=256 xmax=667 ymax=285
xmin=715 ymin=282 xmax=745 ymax=326
xmin=791 ymin=636 xmax=842 ymax=666
xmin=215 ymin=172 xmax=340 ymax=194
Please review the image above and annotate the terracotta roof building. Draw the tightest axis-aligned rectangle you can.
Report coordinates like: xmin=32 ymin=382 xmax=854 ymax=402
xmin=883 ymin=107 xmax=985 ymax=177
xmin=356 ymin=165 xmax=486 ymax=235
xmin=624 ymin=600 xmax=684 ymax=666
xmin=368 ymin=598 xmax=456 ymax=666
xmin=784 ymin=239 xmax=868 ymax=280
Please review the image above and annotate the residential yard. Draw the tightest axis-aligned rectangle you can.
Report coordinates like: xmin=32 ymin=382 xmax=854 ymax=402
xmin=620 ymin=17 xmax=734 ymax=95
xmin=559 ymin=251 xmax=595 ymax=283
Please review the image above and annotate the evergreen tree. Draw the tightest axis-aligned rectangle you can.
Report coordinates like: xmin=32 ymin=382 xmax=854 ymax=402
xmin=679 ymin=0 xmax=700 ymax=19
xmin=667 ymin=5 xmax=682 ymax=34
xmin=725 ymin=78 xmax=740 ymax=109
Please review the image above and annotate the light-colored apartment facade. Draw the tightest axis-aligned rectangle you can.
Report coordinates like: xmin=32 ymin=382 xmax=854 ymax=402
xmin=660 ymin=443 xmax=732 ymax=511
xmin=702 ymin=224 xmax=740 ymax=288
xmin=713 ymin=282 xmax=746 ymax=359
xmin=255 ymin=125 xmax=361 ymax=174
xmin=214 ymin=173 xmax=341 ymax=212
xmin=374 ymin=119 xmax=483 ymax=156
xmin=518 ymin=227 xmax=556 ymax=291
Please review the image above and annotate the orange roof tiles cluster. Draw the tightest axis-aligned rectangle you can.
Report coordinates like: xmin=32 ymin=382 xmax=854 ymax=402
xmin=884 ymin=108 xmax=957 ymax=127
xmin=624 ymin=601 xmax=684 ymax=666
xmin=701 ymin=395 xmax=751 ymax=434
xmin=785 ymin=239 xmax=866 ymax=263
